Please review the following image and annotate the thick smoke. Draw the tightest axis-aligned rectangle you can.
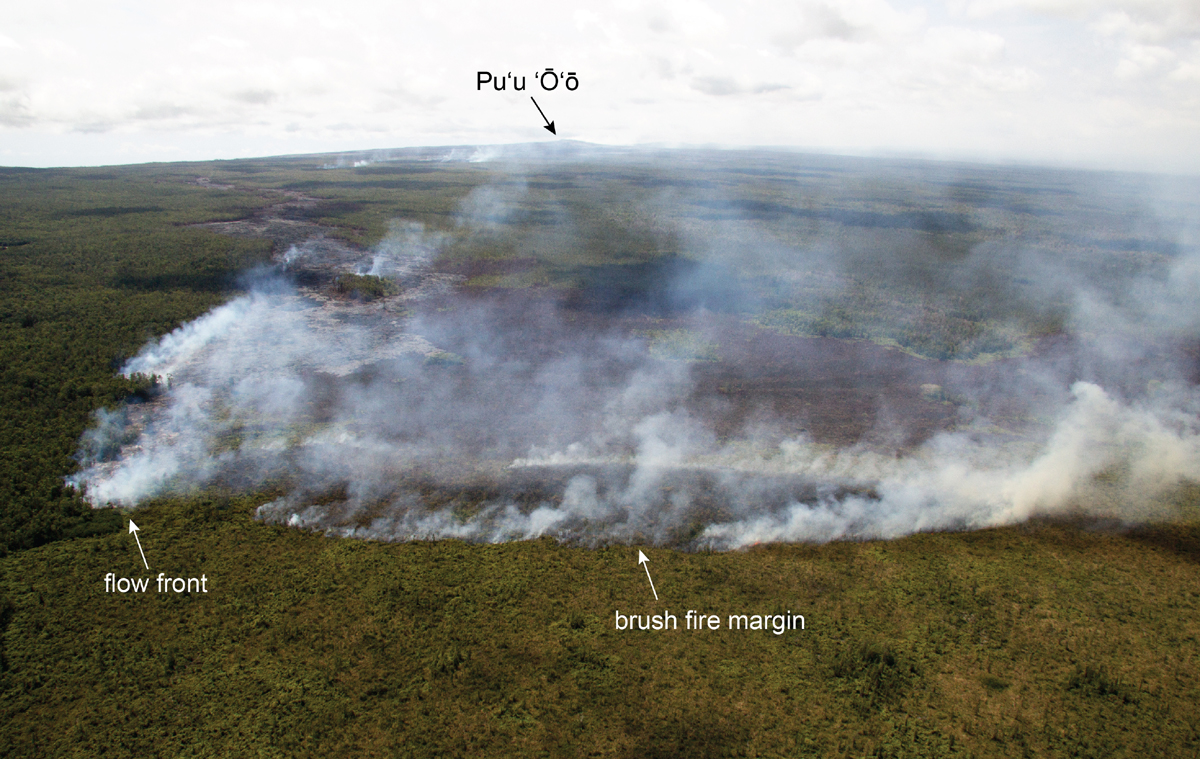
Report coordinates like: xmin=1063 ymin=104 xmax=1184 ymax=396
xmin=70 ymin=154 xmax=1200 ymax=549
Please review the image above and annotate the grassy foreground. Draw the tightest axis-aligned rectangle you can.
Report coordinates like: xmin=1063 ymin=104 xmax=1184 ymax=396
xmin=2 ymin=494 xmax=1198 ymax=757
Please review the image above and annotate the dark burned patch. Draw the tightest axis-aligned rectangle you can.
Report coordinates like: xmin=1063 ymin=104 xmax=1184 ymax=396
xmin=1089 ymin=237 xmax=1178 ymax=255
xmin=1175 ymin=341 xmax=1200 ymax=385
xmin=288 ymin=269 xmax=330 ymax=289
xmin=438 ymin=256 xmax=542 ymax=279
xmin=687 ymin=199 xmax=976 ymax=232
xmin=687 ymin=320 xmax=969 ymax=448
xmin=411 ymin=467 xmax=581 ymax=511
xmin=562 ymin=257 xmax=744 ymax=316
xmin=404 ymin=290 xmax=994 ymax=451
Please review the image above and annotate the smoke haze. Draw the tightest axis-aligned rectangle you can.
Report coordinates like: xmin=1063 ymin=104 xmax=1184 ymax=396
xmin=70 ymin=149 xmax=1200 ymax=549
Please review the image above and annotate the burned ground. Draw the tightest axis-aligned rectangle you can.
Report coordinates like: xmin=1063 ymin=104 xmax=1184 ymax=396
xmin=61 ymin=147 xmax=1200 ymax=550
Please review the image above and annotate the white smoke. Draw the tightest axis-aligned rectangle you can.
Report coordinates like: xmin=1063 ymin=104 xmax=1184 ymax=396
xmin=701 ymin=381 xmax=1200 ymax=548
xmin=360 ymin=221 xmax=446 ymax=278
xmin=69 ymin=160 xmax=1200 ymax=550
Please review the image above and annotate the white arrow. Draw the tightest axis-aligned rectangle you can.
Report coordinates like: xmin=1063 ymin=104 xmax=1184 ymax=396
xmin=638 ymin=550 xmax=658 ymax=600
xmin=129 ymin=520 xmax=149 ymax=570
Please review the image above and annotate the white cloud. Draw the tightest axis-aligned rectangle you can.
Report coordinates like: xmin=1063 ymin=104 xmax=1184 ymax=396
xmin=1115 ymin=42 xmax=1175 ymax=80
xmin=1170 ymin=44 xmax=1200 ymax=82
xmin=923 ymin=25 xmax=1006 ymax=63
xmin=0 ymin=0 xmax=1196 ymax=171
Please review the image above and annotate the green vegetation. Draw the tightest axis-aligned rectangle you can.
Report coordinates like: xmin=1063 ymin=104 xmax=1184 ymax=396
xmin=464 ymin=270 xmax=553 ymax=289
xmin=334 ymin=273 xmax=396 ymax=300
xmin=756 ymin=307 xmax=1025 ymax=361
xmin=0 ymin=165 xmax=277 ymax=554
xmin=0 ymin=156 xmax=493 ymax=555
xmin=641 ymin=328 xmax=720 ymax=362
xmin=1 ymin=495 xmax=1198 ymax=757
xmin=424 ymin=350 xmax=466 ymax=367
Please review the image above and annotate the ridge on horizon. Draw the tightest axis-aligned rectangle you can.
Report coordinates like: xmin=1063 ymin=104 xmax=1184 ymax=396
xmin=7 ymin=141 xmax=1197 ymax=180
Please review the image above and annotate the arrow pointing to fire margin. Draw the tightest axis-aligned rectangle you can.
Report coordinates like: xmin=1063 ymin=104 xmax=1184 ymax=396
xmin=638 ymin=550 xmax=658 ymax=600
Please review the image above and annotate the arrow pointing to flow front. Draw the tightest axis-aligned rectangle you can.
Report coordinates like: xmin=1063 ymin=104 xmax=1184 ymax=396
xmin=530 ymin=97 xmax=557 ymax=135
xmin=129 ymin=520 xmax=149 ymax=570
xmin=638 ymin=550 xmax=658 ymax=600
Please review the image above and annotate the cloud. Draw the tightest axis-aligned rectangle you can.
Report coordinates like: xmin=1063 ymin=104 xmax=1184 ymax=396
xmin=230 ymin=89 xmax=277 ymax=105
xmin=690 ymin=76 xmax=791 ymax=96
xmin=922 ymin=25 xmax=1006 ymax=63
xmin=1114 ymin=43 xmax=1176 ymax=80
xmin=769 ymin=1 xmax=881 ymax=49
xmin=132 ymin=103 xmax=195 ymax=122
xmin=0 ymin=93 xmax=32 ymax=127
xmin=0 ymin=0 xmax=1198 ymax=171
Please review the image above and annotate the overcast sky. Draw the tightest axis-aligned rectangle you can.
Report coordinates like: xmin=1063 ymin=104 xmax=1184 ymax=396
xmin=1 ymin=0 xmax=1197 ymax=172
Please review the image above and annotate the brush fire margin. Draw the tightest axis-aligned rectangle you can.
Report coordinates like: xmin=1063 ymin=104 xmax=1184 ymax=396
xmin=614 ymin=609 xmax=806 ymax=634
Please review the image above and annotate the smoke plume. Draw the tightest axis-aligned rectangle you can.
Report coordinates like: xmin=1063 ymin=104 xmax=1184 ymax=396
xmin=71 ymin=150 xmax=1200 ymax=549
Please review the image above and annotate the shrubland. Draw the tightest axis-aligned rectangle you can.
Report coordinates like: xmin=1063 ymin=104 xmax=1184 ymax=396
xmin=1 ymin=148 xmax=1196 ymax=756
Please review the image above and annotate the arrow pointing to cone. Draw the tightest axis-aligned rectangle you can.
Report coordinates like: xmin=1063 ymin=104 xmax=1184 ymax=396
xmin=530 ymin=97 xmax=556 ymax=135
xmin=638 ymin=550 xmax=658 ymax=600
xmin=129 ymin=520 xmax=149 ymax=570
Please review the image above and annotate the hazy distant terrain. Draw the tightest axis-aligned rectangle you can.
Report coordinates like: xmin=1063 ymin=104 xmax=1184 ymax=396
xmin=2 ymin=145 xmax=1199 ymax=757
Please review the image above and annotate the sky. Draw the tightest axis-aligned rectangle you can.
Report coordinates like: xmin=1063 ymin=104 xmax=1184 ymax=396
xmin=1 ymin=0 xmax=1198 ymax=172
